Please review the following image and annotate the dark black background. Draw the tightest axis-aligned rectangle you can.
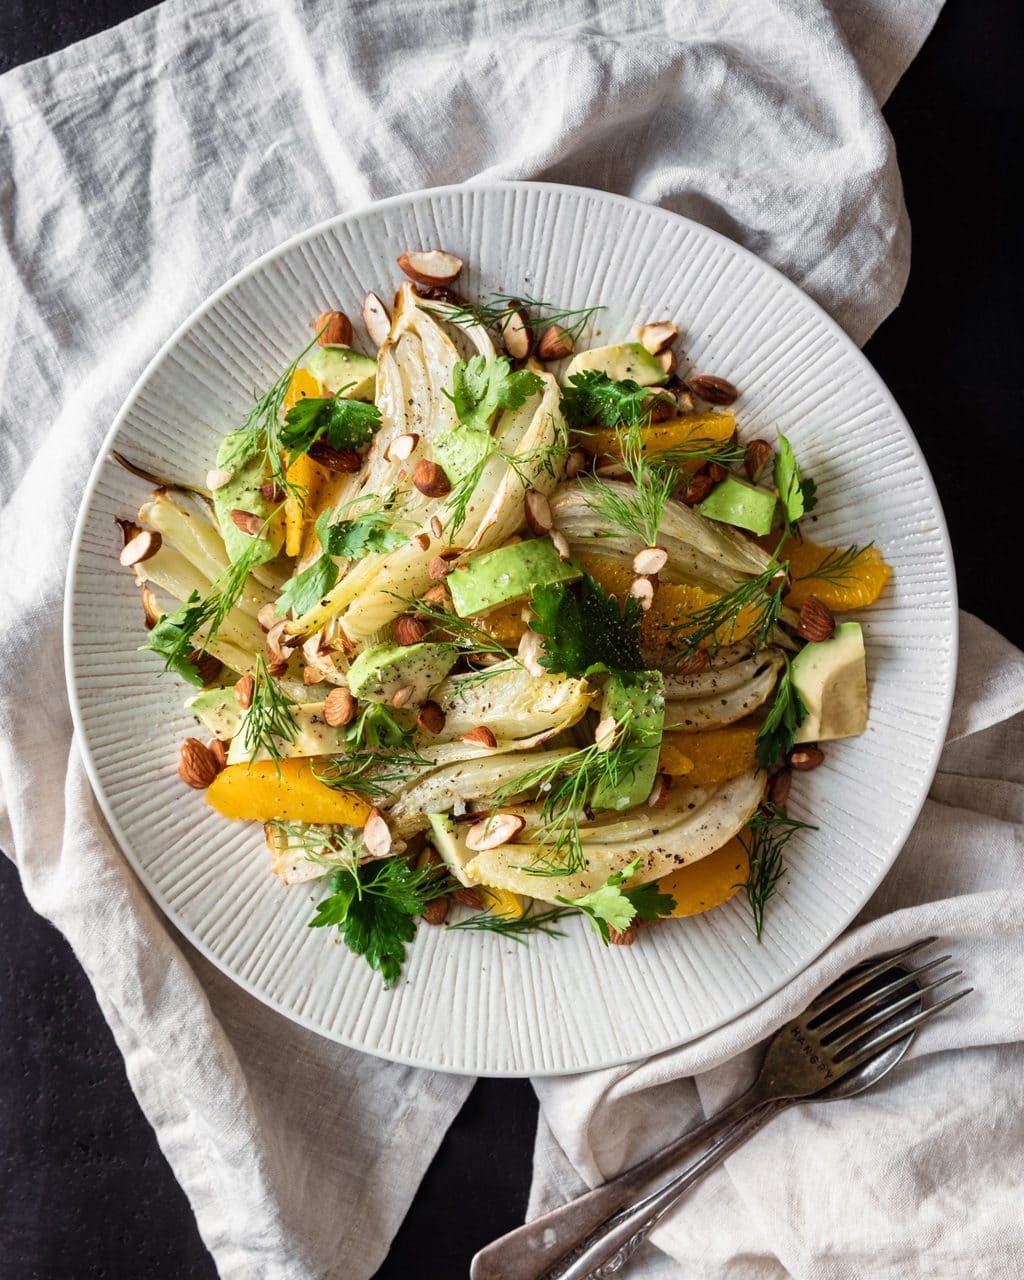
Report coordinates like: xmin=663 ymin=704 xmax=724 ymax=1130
xmin=1 ymin=2 xmax=1021 ymax=1277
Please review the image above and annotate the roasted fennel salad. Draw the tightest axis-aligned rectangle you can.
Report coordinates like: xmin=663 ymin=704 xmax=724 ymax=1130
xmin=116 ymin=247 xmax=891 ymax=986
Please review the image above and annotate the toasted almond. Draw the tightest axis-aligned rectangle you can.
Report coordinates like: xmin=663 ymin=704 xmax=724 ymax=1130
xmin=517 ymin=628 xmax=545 ymax=677
xmin=315 ymin=309 xmax=353 ymax=347
xmin=500 ymin=306 xmax=532 ymax=359
xmin=683 ymin=473 xmax=715 ymax=507
xmin=234 ymin=674 xmax=255 ymax=708
xmin=429 ymin=515 xmax=444 ymax=539
xmin=177 ymin=738 xmax=219 ymax=789
xmin=206 ymin=468 xmax=233 ymax=491
xmin=303 ymin=665 xmax=323 ymax=685
xmin=257 ymin=603 xmax=277 ymax=632
xmin=413 ymin=531 xmax=431 ymax=551
xmin=594 ymin=716 xmax=618 ymax=751
xmin=647 ymin=774 xmax=672 ymax=808
xmin=266 ymin=619 xmax=295 ymax=664
xmin=638 ymin=321 xmax=678 ymax=355
xmin=416 ymin=700 xmax=446 ymax=734
xmin=391 ymin=685 xmax=415 ymax=709
xmin=629 ymin=576 xmax=655 ymax=611
xmin=421 ymin=897 xmax=450 ymax=926
xmin=230 ymin=509 xmax=263 ymax=536
xmin=114 ymin=517 xmax=141 ymax=548
xmin=394 ymin=614 xmax=429 ymax=646
xmin=422 ymin=583 xmax=448 ymax=605
xmin=656 ymin=348 xmax=677 ymax=377
xmin=260 ymin=482 xmax=285 ymax=502
xmin=465 ymin=812 xmax=526 ymax=852
xmin=397 ymin=249 xmax=464 ymax=286
xmin=564 ymin=448 xmax=588 ymax=479
xmin=119 ymin=529 xmax=162 ymax=567
xmin=462 ymin=726 xmax=497 ymax=749
xmin=428 ymin=555 xmax=450 ymax=580
xmin=189 ymin=649 xmax=222 ymax=685
xmin=768 ymin=768 xmax=793 ymax=809
xmin=412 ymin=459 xmax=451 ymax=498
xmin=633 ymin=545 xmax=668 ymax=576
xmin=140 ymin=585 xmax=161 ymax=630
xmin=688 ymin=373 xmax=738 ymax=405
xmin=323 ymin=687 xmax=357 ymax=727
xmin=362 ymin=808 xmax=393 ymax=858
xmin=788 ymin=744 xmax=825 ymax=771
xmin=308 ymin=442 xmax=362 ymax=473
xmin=362 ymin=291 xmax=391 ymax=347
xmin=523 ymin=489 xmax=553 ymax=534
xmin=208 ymin=739 xmax=228 ymax=772
xmin=647 ymin=393 xmax=676 ymax=423
xmin=744 ymin=438 xmax=773 ymax=483
xmin=386 ymin=432 xmax=420 ymax=462
xmin=536 ymin=323 xmax=574 ymax=361
xmin=549 ymin=529 xmax=571 ymax=561
xmin=453 ymin=886 xmax=486 ymax=909
xmin=267 ymin=657 xmax=289 ymax=677
xmin=675 ymin=388 xmax=695 ymax=413
xmin=705 ymin=461 xmax=727 ymax=484
xmin=608 ymin=921 xmax=638 ymax=946
xmin=797 ymin=595 xmax=835 ymax=643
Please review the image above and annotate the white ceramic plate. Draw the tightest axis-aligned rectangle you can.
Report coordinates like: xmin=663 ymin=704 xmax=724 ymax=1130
xmin=65 ymin=182 xmax=956 ymax=1076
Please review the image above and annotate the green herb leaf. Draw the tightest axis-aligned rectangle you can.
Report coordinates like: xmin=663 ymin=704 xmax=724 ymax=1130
xmin=140 ymin=594 xmax=206 ymax=685
xmin=275 ymin=553 xmax=339 ymax=618
xmin=774 ymin=431 xmax=816 ymax=533
xmin=445 ymin=356 xmax=544 ymax=433
xmin=667 ymin=562 xmax=787 ymax=664
xmin=557 ymin=856 xmax=675 ymax=943
xmin=423 ymin=293 xmax=603 ymax=343
xmin=238 ymin=655 xmax=300 ymax=765
xmin=447 ymin=902 xmax=575 ymax=942
xmin=279 ymin=393 xmax=381 ymax=458
xmin=529 ymin=574 xmax=644 ymax=678
xmin=344 ymin=702 xmax=416 ymax=753
xmin=740 ymin=804 xmax=817 ymax=941
xmin=624 ymin=880 xmax=677 ymax=922
xmin=560 ymin=371 xmax=668 ymax=428
xmin=754 ymin=654 xmax=808 ymax=770
xmin=276 ymin=505 xmax=406 ymax=617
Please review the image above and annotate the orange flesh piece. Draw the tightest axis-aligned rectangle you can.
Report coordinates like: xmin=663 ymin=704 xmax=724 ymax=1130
xmin=774 ymin=535 xmax=892 ymax=611
xmin=282 ymin=369 xmax=326 ymax=557
xmin=205 ymin=759 xmax=371 ymax=825
xmin=659 ymin=721 xmax=760 ymax=787
xmin=581 ymin=411 xmax=736 ymax=472
xmin=656 ymin=834 xmax=749 ymax=918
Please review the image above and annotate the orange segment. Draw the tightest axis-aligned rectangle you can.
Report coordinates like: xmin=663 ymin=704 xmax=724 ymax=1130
xmin=577 ymin=552 xmax=763 ymax=653
xmin=283 ymin=366 xmax=321 ymax=412
xmin=660 ymin=721 xmax=759 ymax=787
xmin=473 ymin=600 xmax=529 ymax=647
xmin=284 ymin=453 xmax=329 ymax=556
xmin=205 ymin=759 xmax=371 ymax=825
xmin=656 ymin=835 xmax=749 ymax=917
xmin=777 ymin=536 xmax=891 ymax=611
xmin=582 ymin=411 xmax=736 ymax=472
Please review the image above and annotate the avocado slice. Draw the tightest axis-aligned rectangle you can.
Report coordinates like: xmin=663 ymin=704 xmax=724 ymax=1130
xmin=564 ymin=342 xmax=668 ymax=387
xmin=590 ymin=670 xmax=665 ymax=811
xmin=187 ymin=688 xmax=353 ymax=761
xmin=426 ymin=812 xmax=475 ymax=887
xmin=212 ymin=432 xmax=285 ymax=566
xmin=346 ymin=641 xmax=457 ymax=706
xmin=791 ymin=622 xmax=868 ymax=743
xmin=305 ymin=345 xmax=377 ymax=402
xmin=696 ymin=474 xmax=777 ymax=536
xmin=447 ymin=539 xmax=582 ymax=617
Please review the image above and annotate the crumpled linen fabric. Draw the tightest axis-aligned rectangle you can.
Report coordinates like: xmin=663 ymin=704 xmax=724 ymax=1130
xmin=2 ymin=1 xmax=997 ymax=1277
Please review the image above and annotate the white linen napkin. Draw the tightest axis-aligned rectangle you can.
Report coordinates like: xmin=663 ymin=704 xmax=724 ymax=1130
xmin=4 ymin=1 xmax=1002 ymax=1277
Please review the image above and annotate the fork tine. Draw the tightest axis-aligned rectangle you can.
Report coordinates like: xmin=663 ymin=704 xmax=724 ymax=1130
xmin=806 ymin=937 xmax=938 ymax=1015
xmin=825 ymin=971 xmax=963 ymax=1052
xmin=836 ymin=988 xmax=973 ymax=1070
xmin=810 ymin=955 xmax=952 ymax=1033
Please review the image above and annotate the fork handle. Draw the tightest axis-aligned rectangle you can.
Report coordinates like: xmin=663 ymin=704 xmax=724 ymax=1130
xmin=469 ymin=1086 xmax=767 ymax=1280
xmin=544 ymin=1100 xmax=785 ymax=1280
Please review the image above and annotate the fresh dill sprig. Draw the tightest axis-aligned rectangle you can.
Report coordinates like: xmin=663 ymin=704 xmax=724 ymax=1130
xmin=424 ymin=293 xmax=604 ymax=343
xmin=739 ymin=804 xmax=817 ymax=942
xmin=238 ymin=655 xmax=300 ymax=765
xmin=312 ymin=749 xmax=426 ymax=803
xmin=793 ymin=543 xmax=873 ymax=586
xmin=649 ymin=437 xmax=747 ymax=469
xmin=447 ymin=901 xmax=575 ymax=942
xmin=267 ymin=821 xmax=362 ymax=867
xmin=398 ymin=594 xmax=518 ymax=669
xmin=666 ymin=562 xmax=788 ymax=664
xmin=579 ymin=420 xmax=678 ymax=547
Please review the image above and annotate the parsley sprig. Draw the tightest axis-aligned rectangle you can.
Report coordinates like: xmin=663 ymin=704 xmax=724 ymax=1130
xmin=444 ymin=355 xmax=544 ymax=433
xmin=557 ymin=858 xmax=676 ymax=943
xmin=754 ymin=654 xmax=808 ymax=769
xmin=774 ymin=431 xmax=818 ymax=534
xmin=560 ymin=370 xmax=671 ymax=429
xmin=529 ymin=574 xmax=644 ymax=678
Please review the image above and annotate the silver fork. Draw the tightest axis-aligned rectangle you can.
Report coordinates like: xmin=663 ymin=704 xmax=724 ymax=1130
xmin=471 ymin=938 xmax=970 ymax=1280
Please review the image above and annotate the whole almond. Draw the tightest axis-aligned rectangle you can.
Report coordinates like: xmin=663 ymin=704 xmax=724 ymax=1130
xmin=119 ymin=529 xmax=162 ymax=567
xmin=633 ymin=545 xmax=668 ymax=576
xmin=769 ymin=768 xmax=793 ymax=808
xmin=608 ymin=921 xmax=638 ymax=946
xmin=688 ymin=374 xmax=738 ymax=405
xmin=114 ymin=517 xmax=141 ymax=548
xmin=208 ymin=739 xmax=228 ymax=772
xmin=798 ymin=595 xmax=835 ymax=643
xmin=536 ymin=324 xmax=574 ymax=361
xmin=417 ymin=701 xmax=446 ymax=734
xmin=462 ymin=726 xmax=498 ymax=749
xmin=421 ymin=897 xmax=450 ymax=926
xmin=189 ymin=649 xmax=222 ymax=685
xmin=234 ymin=674 xmax=255 ymax=709
xmin=638 ymin=321 xmax=678 ymax=355
xmin=230 ymin=509 xmax=263 ymax=536
xmin=656 ymin=348 xmax=677 ymax=377
xmin=683 ymin=474 xmax=715 ymax=506
xmin=524 ymin=489 xmax=553 ymax=534
xmin=413 ymin=459 xmax=451 ymax=498
xmin=465 ymin=813 xmax=526 ymax=852
xmin=788 ymin=745 xmax=825 ymax=771
xmin=744 ymin=438 xmax=774 ymax=483
xmin=267 ymin=658 xmax=289 ymax=677
xmin=178 ymin=738 xmax=219 ymax=789
xmin=647 ymin=393 xmax=676 ymax=423
xmin=705 ymin=461 xmax=728 ymax=483
xmin=394 ymin=614 xmax=429 ymax=646
xmin=428 ymin=555 xmax=450 ymax=580
xmin=323 ymin=687 xmax=356 ymax=727
xmin=315 ymin=309 xmax=353 ymax=347
xmin=386 ymin=432 xmax=420 ymax=462
xmin=362 ymin=291 xmax=391 ymax=347
xmin=397 ymin=249 xmax=464 ymax=286
xmin=501 ymin=307 xmax=532 ymax=359
xmin=362 ymin=808 xmax=393 ymax=858
xmin=452 ymin=886 xmax=485 ymax=909
xmin=259 ymin=482 xmax=285 ymax=502
xmin=308 ymin=442 xmax=362 ymax=473
xmin=630 ymin=577 xmax=655 ymax=611
xmin=205 ymin=468 xmax=233 ymax=491
xmin=391 ymin=685 xmax=415 ymax=709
